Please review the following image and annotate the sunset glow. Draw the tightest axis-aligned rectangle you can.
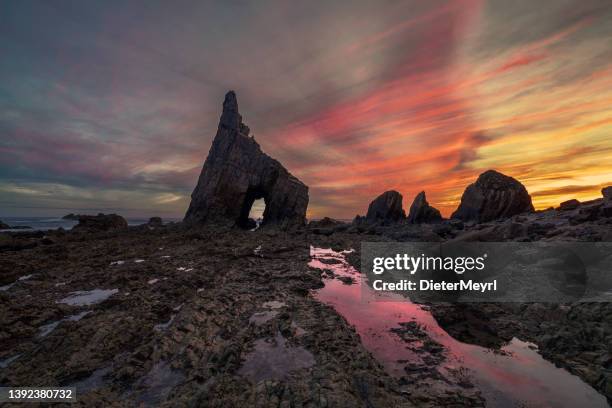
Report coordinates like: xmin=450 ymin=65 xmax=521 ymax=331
xmin=1 ymin=1 xmax=611 ymax=218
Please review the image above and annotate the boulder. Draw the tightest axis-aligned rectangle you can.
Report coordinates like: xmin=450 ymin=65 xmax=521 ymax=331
xmin=308 ymin=217 xmax=343 ymax=229
xmin=451 ymin=170 xmax=534 ymax=222
xmin=0 ymin=220 xmax=9 ymax=230
xmin=148 ymin=217 xmax=163 ymax=227
xmin=72 ymin=213 xmax=128 ymax=233
xmin=184 ymin=91 xmax=309 ymax=229
xmin=407 ymin=191 xmax=443 ymax=224
xmin=365 ymin=190 xmax=405 ymax=223
xmin=558 ymin=199 xmax=580 ymax=211
xmin=62 ymin=213 xmax=80 ymax=220
xmin=602 ymin=186 xmax=612 ymax=201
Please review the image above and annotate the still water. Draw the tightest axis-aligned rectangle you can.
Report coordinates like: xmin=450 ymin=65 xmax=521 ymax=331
xmin=310 ymin=247 xmax=608 ymax=408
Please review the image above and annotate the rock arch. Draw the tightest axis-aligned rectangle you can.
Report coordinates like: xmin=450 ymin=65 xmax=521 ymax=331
xmin=184 ymin=91 xmax=309 ymax=229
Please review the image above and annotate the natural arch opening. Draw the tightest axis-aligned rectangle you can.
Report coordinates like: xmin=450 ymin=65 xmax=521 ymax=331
xmin=237 ymin=187 xmax=266 ymax=229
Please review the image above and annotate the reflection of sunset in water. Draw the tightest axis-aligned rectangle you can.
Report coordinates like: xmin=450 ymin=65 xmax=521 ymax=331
xmin=310 ymin=246 xmax=608 ymax=407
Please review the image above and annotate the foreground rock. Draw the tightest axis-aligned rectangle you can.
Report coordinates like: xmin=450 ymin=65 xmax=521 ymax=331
xmin=72 ymin=214 xmax=128 ymax=233
xmin=407 ymin=191 xmax=442 ymax=224
xmin=451 ymin=170 xmax=534 ymax=222
xmin=184 ymin=91 xmax=309 ymax=229
xmin=365 ymin=190 xmax=405 ymax=223
xmin=0 ymin=226 xmax=431 ymax=407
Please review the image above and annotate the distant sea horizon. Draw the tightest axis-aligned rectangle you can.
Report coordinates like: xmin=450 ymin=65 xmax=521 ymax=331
xmin=0 ymin=216 xmax=184 ymax=231
xmin=1 ymin=216 xmax=353 ymax=231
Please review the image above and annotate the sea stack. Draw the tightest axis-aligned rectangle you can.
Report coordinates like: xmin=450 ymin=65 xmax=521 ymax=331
xmin=451 ymin=170 xmax=534 ymax=222
xmin=365 ymin=190 xmax=406 ymax=222
xmin=184 ymin=91 xmax=309 ymax=229
xmin=407 ymin=191 xmax=442 ymax=224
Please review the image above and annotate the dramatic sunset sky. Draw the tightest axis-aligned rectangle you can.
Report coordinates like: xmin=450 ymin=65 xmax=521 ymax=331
xmin=1 ymin=0 xmax=611 ymax=219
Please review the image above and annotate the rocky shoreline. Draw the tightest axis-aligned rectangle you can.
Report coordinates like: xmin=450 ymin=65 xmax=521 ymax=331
xmin=1 ymin=224 xmax=468 ymax=407
xmin=1 ymin=205 xmax=611 ymax=406
xmin=1 ymin=91 xmax=611 ymax=406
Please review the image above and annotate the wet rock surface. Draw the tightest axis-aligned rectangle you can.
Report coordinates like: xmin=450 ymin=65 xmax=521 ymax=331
xmin=1 ymin=187 xmax=611 ymax=406
xmin=73 ymin=214 xmax=128 ymax=233
xmin=184 ymin=91 xmax=309 ymax=229
xmin=0 ymin=225 xmax=422 ymax=407
xmin=452 ymin=170 xmax=534 ymax=222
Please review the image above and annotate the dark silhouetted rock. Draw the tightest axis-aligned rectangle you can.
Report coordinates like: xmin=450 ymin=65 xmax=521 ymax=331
xmin=0 ymin=221 xmax=31 ymax=230
xmin=451 ymin=170 xmax=534 ymax=222
xmin=558 ymin=199 xmax=580 ymax=211
xmin=602 ymin=186 xmax=612 ymax=201
xmin=148 ymin=217 xmax=163 ymax=227
xmin=72 ymin=213 xmax=128 ymax=233
xmin=308 ymin=217 xmax=346 ymax=235
xmin=308 ymin=217 xmax=343 ymax=229
xmin=62 ymin=213 xmax=80 ymax=220
xmin=366 ymin=191 xmax=406 ymax=222
xmin=407 ymin=191 xmax=443 ymax=224
xmin=184 ymin=91 xmax=308 ymax=229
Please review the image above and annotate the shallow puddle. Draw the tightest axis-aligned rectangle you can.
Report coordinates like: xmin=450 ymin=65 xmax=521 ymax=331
xmin=38 ymin=311 xmax=91 ymax=337
xmin=0 ymin=274 xmax=34 ymax=291
xmin=310 ymin=247 xmax=609 ymax=408
xmin=134 ymin=361 xmax=185 ymax=405
xmin=0 ymin=354 xmax=21 ymax=368
xmin=154 ymin=315 xmax=175 ymax=331
xmin=238 ymin=332 xmax=315 ymax=383
xmin=69 ymin=366 xmax=111 ymax=393
xmin=58 ymin=289 xmax=119 ymax=306
xmin=248 ymin=310 xmax=278 ymax=326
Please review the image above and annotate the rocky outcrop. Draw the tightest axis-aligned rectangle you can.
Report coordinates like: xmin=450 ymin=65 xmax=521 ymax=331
xmin=148 ymin=217 xmax=163 ymax=227
xmin=62 ymin=213 xmax=80 ymax=220
xmin=407 ymin=191 xmax=443 ymax=224
xmin=72 ymin=214 xmax=128 ymax=233
xmin=365 ymin=190 xmax=405 ymax=223
xmin=308 ymin=217 xmax=343 ymax=229
xmin=184 ymin=91 xmax=308 ymax=229
xmin=603 ymin=186 xmax=612 ymax=201
xmin=0 ymin=221 xmax=31 ymax=230
xmin=451 ymin=170 xmax=534 ymax=222
xmin=558 ymin=199 xmax=580 ymax=211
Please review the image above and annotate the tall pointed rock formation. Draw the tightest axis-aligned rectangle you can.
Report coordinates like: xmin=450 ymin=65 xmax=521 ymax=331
xmin=407 ymin=191 xmax=442 ymax=224
xmin=184 ymin=91 xmax=309 ymax=228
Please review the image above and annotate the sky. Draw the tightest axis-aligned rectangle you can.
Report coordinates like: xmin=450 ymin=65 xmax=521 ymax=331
xmin=1 ymin=0 xmax=611 ymax=219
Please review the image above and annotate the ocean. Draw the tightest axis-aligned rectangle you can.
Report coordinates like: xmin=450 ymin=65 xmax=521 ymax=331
xmin=0 ymin=217 xmax=181 ymax=232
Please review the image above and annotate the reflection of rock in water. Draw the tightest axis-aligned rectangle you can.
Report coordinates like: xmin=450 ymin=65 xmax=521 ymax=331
xmin=310 ymin=247 xmax=609 ymax=408
xmin=238 ymin=332 xmax=315 ymax=383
